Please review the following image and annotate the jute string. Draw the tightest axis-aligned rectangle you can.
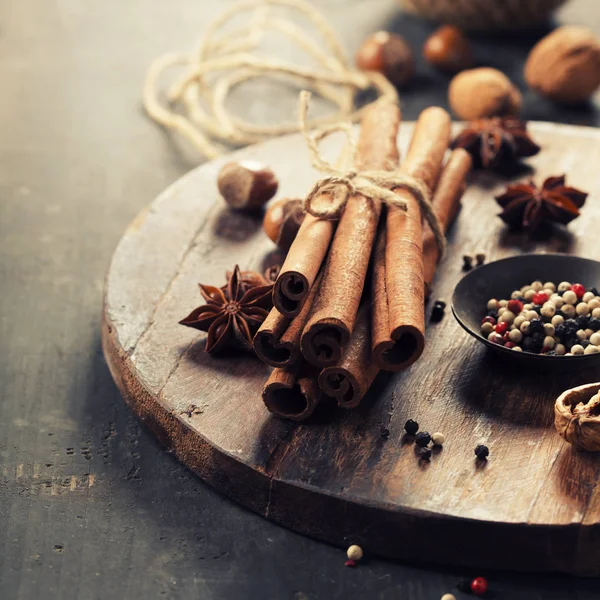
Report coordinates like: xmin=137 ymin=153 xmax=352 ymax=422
xmin=143 ymin=0 xmax=397 ymax=160
xmin=299 ymin=91 xmax=446 ymax=257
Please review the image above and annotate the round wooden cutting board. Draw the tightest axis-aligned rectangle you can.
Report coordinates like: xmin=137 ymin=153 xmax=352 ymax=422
xmin=102 ymin=122 xmax=600 ymax=576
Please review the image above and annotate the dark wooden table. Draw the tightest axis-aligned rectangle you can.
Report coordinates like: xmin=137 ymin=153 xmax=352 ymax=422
xmin=2 ymin=1 xmax=600 ymax=598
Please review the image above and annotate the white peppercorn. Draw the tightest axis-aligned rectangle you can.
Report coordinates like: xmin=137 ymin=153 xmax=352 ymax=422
xmin=583 ymin=291 xmax=595 ymax=303
xmin=576 ymin=302 xmax=590 ymax=316
xmin=543 ymin=335 xmax=555 ymax=349
xmin=526 ymin=310 xmax=538 ymax=321
xmin=524 ymin=289 xmax=536 ymax=301
xmin=593 ymin=308 xmax=600 ymax=319
xmin=543 ymin=288 xmax=554 ymax=297
xmin=347 ymin=544 xmax=363 ymax=561
xmin=481 ymin=322 xmax=494 ymax=335
xmin=520 ymin=284 xmax=531 ymax=294
xmin=512 ymin=346 xmax=523 ymax=352
xmin=523 ymin=303 xmax=534 ymax=311
xmin=543 ymin=323 xmax=555 ymax=336
xmin=487 ymin=299 xmax=498 ymax=310
xmin=555 ymin=344 xmax=566 ymax=355
xmin=590 ymin=332 xmax=600 ymax=346
xmin=498 ymin=300 xmax=508 ymax=307
xmin=531 ymin=281 xmax=543 ymax=291
xmin=550 ymin=294 xmax=564 ymax=308
xmin=520 ymin=320 xmax=531 ymax=334
xmin=499 ymin=310 xmax=515 ymax=324
xmin=551 ymin=315 xmax=564 ymax=327
xmin=588 ymin=299 xmax=600 ymax=310
xmin=543 ymin=282 xmax=556 ymax=292
xmin=584 ymin=345 xmax=600 ymax=355
xmin=585 ymin=328 xmax=594 ymax=338
xmin=441 ymin=594 xmax=457 ymax=600
xmin=541 ymin=302 xmax=556 ymax=318
xmin=563 ymin=290 xmax=578 ymax=305
xmin=514 ymin=315 xmax=526 ymax=329
xmin=509 ymin=329 xmax=522 ymax=343
xmin=562 ymin=304 xmax=576 ymax=318
xmin=558 ymin=281 xmax=571 ymax=292
xmin=572 ymin=344 xmax=584 ymax=355
xmin=498 ymin=307 xmax=507 ymax=316
xmin=576 ymin=329 xmax=588 ymax=341
xmin=432 ymin=432 xmax=445 ymax=445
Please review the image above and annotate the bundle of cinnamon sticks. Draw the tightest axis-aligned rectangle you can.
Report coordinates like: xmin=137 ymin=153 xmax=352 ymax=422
xmin=256 ymin=99 xmax=472 ymax=421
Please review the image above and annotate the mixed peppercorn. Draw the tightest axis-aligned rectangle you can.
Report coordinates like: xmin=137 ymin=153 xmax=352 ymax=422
xmin=481 ymin=280 xmax=600 ymax=355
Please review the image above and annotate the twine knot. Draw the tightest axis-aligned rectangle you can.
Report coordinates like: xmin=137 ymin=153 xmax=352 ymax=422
xmin=298 ymin=91 xmax=446 ymax=258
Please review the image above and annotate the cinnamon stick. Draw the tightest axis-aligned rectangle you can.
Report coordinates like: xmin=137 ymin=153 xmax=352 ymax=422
xmin=273 ymin=213 xmax=334 ymax=317
xmin=373 ymin=144 xmax=468 ymax=373
xmin=262 ymin=365 xmax=322 ymax=421
xmin=301 ymin=98 xmax=401 ymax=368
xmin=254 ymin=270 xmax=323 ymax=368
xmin=374 ymin=107 xmax=451 ymax=372
xmin=318 ymin=304 xmax=378 ymax=409
xmin=423 ymin=148 xmax=472 ymax=294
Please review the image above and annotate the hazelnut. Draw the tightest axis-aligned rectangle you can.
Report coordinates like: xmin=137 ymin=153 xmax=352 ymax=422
xmin=217 ymin=161 xmax=278 ymax=211
xmin=525 ymin=26 xmax=600 ymax=105
xmin=356 ymin=31 xmax=414 ymax=87
xmin=555 ymin=383 xmax=600 ymax=451
xmin=448 ymin=67 xmax=522 ymax=120
xmin=263 ymin=197 xmax=304 ymax=251
xmin=423 ymin=26 xmax=474 ymax=74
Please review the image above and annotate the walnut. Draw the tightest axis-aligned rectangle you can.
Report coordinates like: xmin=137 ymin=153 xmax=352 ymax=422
xmin=525 ymin=26 xmax=600 ymax=105
xmin=448 ymin=68 xmax=521 ymax=121
xmin=554 ymin=383 xmax=600 ymax=451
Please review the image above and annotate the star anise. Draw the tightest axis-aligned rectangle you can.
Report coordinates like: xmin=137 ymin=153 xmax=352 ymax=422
xmin=451 ymin=117 xmax=541 ymax=170
xmin=180 ymin=265 xmax=274 ymax=353
xmin=496 ymin=175 xmax=587 ymax=233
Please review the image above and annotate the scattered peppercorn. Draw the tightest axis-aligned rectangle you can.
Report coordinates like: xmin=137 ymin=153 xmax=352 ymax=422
xmin=431 ymin=303 xmax=446 ymax=322
xmin=415 ymin=432 xmax=432 ymax=447
xmin=432 ymin=432 xmax=445 ymax=446
xmin=404 ymin=419 xmax=419 ymax=435
xmin=346 ymin=544 xmax=363 ymax=561
xmin=475 ymin=444 xmax=489 ymax=459
xmin=475 ymin=252 xmax=486 ymax=266
xmin=344 ymin=560 xmax=357 ymax=568
xmin=463 ymin=254 xmax=473 ymax=270
xmin=470 ymin=576 xmax=488 ymax=596
xmin=418 ymin=446 xmax=432 ymax=460
xmin=456 ymin=578 xmax=472 ymax=593
xmin=441 ymin=594 xmax=457 ymax=600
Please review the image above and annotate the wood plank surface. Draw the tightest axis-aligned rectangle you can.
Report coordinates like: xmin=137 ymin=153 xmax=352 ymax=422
xmin=4 ymin=0 xmax=600 ymax=597
xmin=104 ymin=122 xmax=600 ymax=576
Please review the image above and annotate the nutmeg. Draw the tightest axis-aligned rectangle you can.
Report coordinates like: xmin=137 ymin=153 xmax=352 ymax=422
xmin=423 ymin=26 xmax=474 ymax=74
xmin=356 ymin=31 xmax=414 ymax=87
xmin=263 ymin=197 xmax=304 ymax=251
xmin=448 ymin=67 xmax=522 ymax=120
xmin=217 ymin=161 xmax=278 ymax=211
xmin=555 ymin=383 xmax=600 ymax=452
xmin=525 ymin=26 xmax=600 ymax=105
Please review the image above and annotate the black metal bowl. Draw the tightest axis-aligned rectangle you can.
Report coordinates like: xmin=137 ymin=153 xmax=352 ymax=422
xmin=451 ymin=253 xmax=600 ymax=367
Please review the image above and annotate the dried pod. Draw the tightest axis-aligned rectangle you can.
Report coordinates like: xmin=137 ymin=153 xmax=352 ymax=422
xmin=263 ymin=197 xmax=305 ymax=251
xmin=525 ymin=26 xmax=600 ymax=105
xmin=555 ymin=383 xmax=600 ymax=451
xmin=356 ymin=31 xmax=414 ymax=87
xmin=217 ymin=161 xmax=278 ymax=211
xmin=423 ymin=25 xmax=474 ymax=74
xmin=449 ymin=67 xmax=522 ymax=120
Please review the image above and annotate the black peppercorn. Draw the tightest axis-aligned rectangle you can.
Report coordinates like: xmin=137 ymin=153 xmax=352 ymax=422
xmin=487 ymin=310 xmax=499 ymax=319
xmin=431 ymin=304 xmax=445 ymax=322
xmin=555 ymin=324 xmax=565 ymax=340
xmin=590 ymin=287 xmax=599 ymax=296
xmin=418 ymin=447 xmax=432 ymax=460
xmin=529 ymin=320 xmax=544 ymax=334
xmin=588 ymin=318 xmax=600 ymax=332
xmin=577 ymin=315 xmax=590 ymax=329
xmin=582 ymin=340 xmax=590 ymax=348
xmin=463 ymin=254 xmax=473 ymax=270
xmin=415 ymin=432 xmax=431 ymax=447
xmin=475 ymin=444 xmax=489 ymax=459
xmin=404 ymin=419 xmax=419 ymax=435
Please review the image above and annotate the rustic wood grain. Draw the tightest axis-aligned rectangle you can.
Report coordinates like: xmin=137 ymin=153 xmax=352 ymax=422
xmin=103 ymin=122 xmax=600 ymax=576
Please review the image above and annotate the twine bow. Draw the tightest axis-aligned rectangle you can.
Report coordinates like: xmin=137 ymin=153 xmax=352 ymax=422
xmin=299 ymin=91 xmax=446 ymax=258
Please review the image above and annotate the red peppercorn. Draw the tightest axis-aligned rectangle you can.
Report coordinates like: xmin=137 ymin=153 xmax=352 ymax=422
xmin=504 ymin=341 xmax=516 ymax=348
xmin=533 ymin=292 xmax=549 ymax=305
xmin=541 ymin=346 xmax=552 ymax=353
xmin=471 ymin=576 xmax=488 ymax=596
xmin=481 ymin=316 xmax=496 ymax=325
xmin=344 ymin=560 xmax=357 ymax=568
xmin=507 ymin=299 xmax=523 ymax=314
xmin=571 ymin=283 xmax=586 ymax=298
xmin=502 ymin=332 xmax=511 ymax=342
xmin=495 ymin=322 xmax=508 ymax=334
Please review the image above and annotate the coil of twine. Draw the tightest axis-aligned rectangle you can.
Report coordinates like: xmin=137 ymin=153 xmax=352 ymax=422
xmin=143 ymin=0 xmax=397 ymax=160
